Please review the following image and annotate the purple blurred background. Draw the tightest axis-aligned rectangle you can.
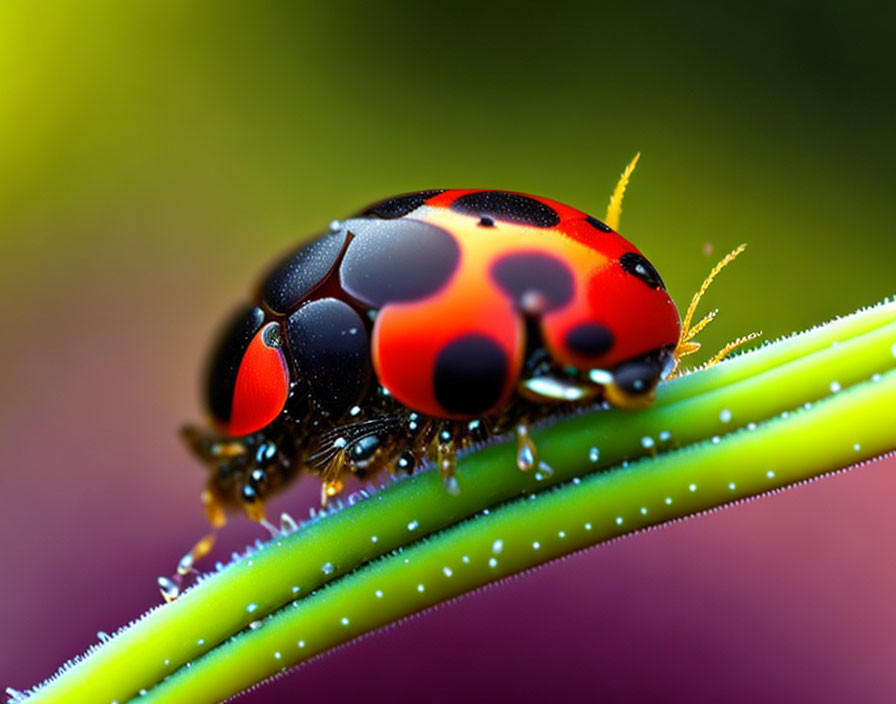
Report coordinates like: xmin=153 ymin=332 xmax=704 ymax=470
xmin=2 ymin=2 xmax=896 ymax=701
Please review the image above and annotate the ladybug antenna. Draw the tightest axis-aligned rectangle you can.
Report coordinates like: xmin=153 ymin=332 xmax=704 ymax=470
xmin=669 ymin=243 xmax=761 ymax=378
xmin=605 ymin=152 xmax=640 ymax=231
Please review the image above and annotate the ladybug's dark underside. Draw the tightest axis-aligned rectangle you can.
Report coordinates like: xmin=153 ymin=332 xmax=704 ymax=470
xmin=183 ymin=189 xmax=681 ymax=523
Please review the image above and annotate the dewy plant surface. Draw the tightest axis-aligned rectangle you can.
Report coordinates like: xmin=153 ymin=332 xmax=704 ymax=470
xmin=9 ymin=298 xmax=896 ymax=704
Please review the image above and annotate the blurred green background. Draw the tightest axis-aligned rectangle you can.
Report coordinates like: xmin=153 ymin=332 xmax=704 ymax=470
xmin=2 ymin=0 xmax=894 ymax=346
xmin=2 ymin=1 xmax=895 ymax=700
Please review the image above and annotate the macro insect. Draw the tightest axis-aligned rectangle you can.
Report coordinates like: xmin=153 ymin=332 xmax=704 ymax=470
xmin=175 ymin=157 xmax=753 ymax=588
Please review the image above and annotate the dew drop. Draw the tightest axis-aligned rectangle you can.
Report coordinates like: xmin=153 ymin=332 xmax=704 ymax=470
xmin=407 ymin=520 xmax=419 ymax=532
xmin=291 ymin=585 xmax=301 ymax=595
xmin=279 ymin=512 xmax=298 ymax=534
xmin=688 ymin=483 xmax=698 ymax=492
xmin=321 ymin=562 xmax=335 ymax=575
xmin=246 ymin=602 xmax=258 ymax=614
xmin=518 ymin=443 xmax=535 ymax=469
xmin=711 ymin=435 xmax=721 ymax=445
xmin=659 ymin=430 xmax=671 ymax=442
xmin=341 ymin=617 xmax=350 ymax=626
xmin=443 ymin=566 xmax=453 ymax=577
xmin=461 ymin=555 xmax=470 ymax=563
xmin=558 ymin=530 xmax=566 ymax=538
xmin=249 ymin=620 xmax=263 ymax=630
xmin=589 ymin=447 xmax=600 ymax=462
xmin=747 ymin=422 xmax=757 ymax=431
xmin=488 ymin=558 xmax=498 ymax=568
xmin=492 ymin=539 xmax=504 ymax=554
xmin=728 ymin=482 xmax=737 ymax=490
xmin=417 ymin=584 xmax=425 ymax=592
xmin=370 ymin=535 xmax=378 ymax=543
xmin=375 ymin=589 xmax=383 ymax=599
xmin=664 ymin=497 xmax=672 ymax=505
xmin=830 ymin=380 xmax=841 ymax=393
xmin=584 ymin=522 xmax=592 ymax=531
xmin=532 ymin=541 xmax=541 ymax=549
xmin=719 ymin=408 xmax=732 ymax=423
xmin=766 ymin=470 xmax=776 ymax=478
xmin=615 ymin=517 xmax=623 ymax=525
xmin=298 ymin=640 xmax=306 ymax=648
xmin=641 ymin=435 xmax=655 ymax=449
xmin=640 ymin=507 xmax=648 ymax=515
xmin=157 ymin=576 xmax=179 ymax=602
xmin=854 ymin=443 xmax=862 ymax=451
xmin=274 ymin=651 xmax=282 ymax=660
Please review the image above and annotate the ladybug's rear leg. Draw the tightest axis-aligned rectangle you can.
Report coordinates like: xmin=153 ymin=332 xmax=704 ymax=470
xmin=157 ymin=487 xmax=227 ymax=602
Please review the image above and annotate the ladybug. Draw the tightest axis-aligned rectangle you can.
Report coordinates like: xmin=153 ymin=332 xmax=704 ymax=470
xmin=179 ymin=159 xmax=750 ymax=578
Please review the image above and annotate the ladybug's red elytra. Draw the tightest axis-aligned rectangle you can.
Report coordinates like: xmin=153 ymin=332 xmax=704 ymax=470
xmin=178 ymin=158 xmax=753 ymax=583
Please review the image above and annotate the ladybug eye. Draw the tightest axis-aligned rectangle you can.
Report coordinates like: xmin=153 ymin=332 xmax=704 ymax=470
xmin=205 ymin=306 xmax=290 ymax=437
xmin=620 ymin=252 xmax=665 ymax=290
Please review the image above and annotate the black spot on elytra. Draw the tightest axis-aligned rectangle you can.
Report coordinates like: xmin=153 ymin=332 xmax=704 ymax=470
xmin=261 ymin=231 xmax=348 ymax=314
xmin=491 ymin=252 xmax=574 ymax=312
xmin=565 ymin=322 xmax=614 ymax=358
xmin=206 ymin=306 xmax=265 ymax=425
xmin=620 ymin=251 xmax=665 ymax=290
xmin=363 ymin=190 xmax=445 ymax=219
xmin=339 ymin=218 xmax=460 ymax=308
xmin=285 ymin=298 xmax=371 ymax=418
xmin=478 ymin=217 xmax=495 ymax=227
xmin=433 ymin=335 xmax=508 ymax=416
xmin=585 ymin=215 xmax=613 ymax=233
xmin=450 ymin=191 xmax=560 ymax=228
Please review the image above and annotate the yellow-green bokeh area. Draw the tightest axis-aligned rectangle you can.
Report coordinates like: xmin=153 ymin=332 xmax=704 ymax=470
xmin=2 ymin=0 xmax=894 ymax=354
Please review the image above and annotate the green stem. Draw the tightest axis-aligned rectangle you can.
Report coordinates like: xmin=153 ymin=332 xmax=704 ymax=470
xmin=11 ymin=299 xmax=896 ymax=704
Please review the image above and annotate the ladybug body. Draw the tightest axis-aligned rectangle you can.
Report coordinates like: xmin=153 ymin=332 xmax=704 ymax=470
xmin=184 ymin=189 xmax=681 ymax=519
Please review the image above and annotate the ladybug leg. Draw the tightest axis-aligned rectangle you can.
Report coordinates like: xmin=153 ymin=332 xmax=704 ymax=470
xmin=433 ymin=424 xmax=460 ymax=495
xmin=158 ymin=488 xmax=227 ymax=602
xmin=320 ymin=452 xmax=346 ymax=507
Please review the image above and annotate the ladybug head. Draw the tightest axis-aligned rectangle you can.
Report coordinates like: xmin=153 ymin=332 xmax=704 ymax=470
xmin=204 ymin=305 xmax=290 ymax=437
